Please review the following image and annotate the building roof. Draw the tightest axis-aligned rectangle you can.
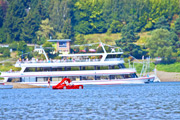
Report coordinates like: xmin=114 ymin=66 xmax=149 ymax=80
xmin=47 ymin=39 xmax=71 ymax=42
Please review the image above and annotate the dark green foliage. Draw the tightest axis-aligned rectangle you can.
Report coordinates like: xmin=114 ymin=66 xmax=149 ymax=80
xmin=3 ymin=49 xmax=10 ymax=57
xmin=21 ymin=12 xmax=40 ymax=43
xmin=0 ymin=6 xmax=3 ymax=27
xmin=17 ymin=41 xmax=28 ymax=53
xmin=146 ymin=29 xmax=176 ymax=63
xmin=108 ymin=20 xmax=124 ymax=33
xmin=9 ymin=42 xmax=18 ymax=50
xmin=169 ymin=31 xmax=179 ymax=49
xmin=175 ymin=17 xmax=180 ymax=34
xmin=154 ymin=16 xmax=170 ymax=30
xmin=49 ymin=0 xmax=72 ymax=37
xmin=35 ymin=0 xmax=48 ymax=20
xmin=0 ymin=0 xmax=180 ymax=43
xmin=42 ymin=41 xmax=53 ymax=55
xmin=0 ymin=47 xmax=7 ymax=53
xmin=116 ymin=23 xmax=144 ymax=59
xmin=3 ymin=0 xmax=27 ymax=43
xmin=0 ymin=28 xmax=5 ymax=43
xmin=61 ymin=19 xmax=72 ymax=39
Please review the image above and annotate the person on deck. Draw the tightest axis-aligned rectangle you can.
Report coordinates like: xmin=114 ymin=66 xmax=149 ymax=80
xmin=48 ymin=78 xmax=51 ymax=88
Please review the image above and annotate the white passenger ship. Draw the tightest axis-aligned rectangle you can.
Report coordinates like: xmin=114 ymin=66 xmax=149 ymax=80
xmin=1 ymin=42 xmax=155 ymax=86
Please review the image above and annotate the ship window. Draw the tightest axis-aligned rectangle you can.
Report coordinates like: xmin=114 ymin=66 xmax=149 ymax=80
xmin=118 ymin=64 xmax=125 ymax=68
xmin=71 ymin=66 xmax=80 ymax=70
xmin=86 ymin=66 xmax=94 ymax=70
xmin=114 ymin=75 xmax=124 ymax=79
xmin=100 ymin=75 xmax=109 ymax=80
xmin=37 ymin=77 xmax=49 ymax=82
xmin=52 ymin=77 xmax=64 ymax=81
xmin=24 ymin=67 xmax=36 ymax=72
xmin=114 ymin=65 xmax=119 ymax=69
xmin=106 ymin=54 xmax=121 ymax=58
xmin=131 ymin=73 xmax=138 ymax=78
xmin=59 ymin=42 xmax=67 ymax=48
xmin=43 ymin=67 xmax=51 ymax=71
xmin=123 ymin=74 xmax=133 ymax=78
xmin=100 ymin=66 xmax=108 ymax=70
xmin=7 ymin=78 xmax=21 ymax=82
xmin=67 ymin=76 xmax=80 ymax=81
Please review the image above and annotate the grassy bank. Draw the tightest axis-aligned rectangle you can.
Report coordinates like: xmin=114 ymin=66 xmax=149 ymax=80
xmin=83 ymin=32 xmax=150 ymax=45
xmin=125 ymin=62 xmax=180 ymax=73
xmin=156 ymin=62 xmax=180 ymax=72
xmin=84 ymin=33 xmax=121 ymax=45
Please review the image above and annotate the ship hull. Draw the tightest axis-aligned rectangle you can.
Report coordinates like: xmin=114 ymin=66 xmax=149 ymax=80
xmin=18 ymin=76 xmax=155 ymax=86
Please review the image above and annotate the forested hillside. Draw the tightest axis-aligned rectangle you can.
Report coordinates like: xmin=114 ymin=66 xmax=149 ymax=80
xmin=0 ymin=0 xmax=180 ymax=63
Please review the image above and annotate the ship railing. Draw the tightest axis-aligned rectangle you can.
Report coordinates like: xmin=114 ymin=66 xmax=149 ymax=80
xmin=15 ymin=59 xmax=101 ymax=64
xmin=105 ymin=58 xmax=123 ymax=61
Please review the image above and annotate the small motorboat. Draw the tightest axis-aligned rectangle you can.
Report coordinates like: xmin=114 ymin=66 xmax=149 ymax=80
xmin=52 ymin=78 xmax=83 ymax=89
xmin=0 ymin=83 xmax=13 ymax=89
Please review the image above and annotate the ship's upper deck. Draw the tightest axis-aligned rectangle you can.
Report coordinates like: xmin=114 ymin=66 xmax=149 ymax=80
xmin=15 ymin=52 xmax=124 ymax=67
xmin=15 ymin=42 xmax=124 ymax=67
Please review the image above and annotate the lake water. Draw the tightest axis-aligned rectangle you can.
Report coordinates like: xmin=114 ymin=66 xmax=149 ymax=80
xmin=0 ymin=82 xmax=180 ymax=120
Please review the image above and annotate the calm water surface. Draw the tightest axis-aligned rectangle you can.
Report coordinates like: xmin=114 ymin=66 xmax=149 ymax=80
xmin=0 ymin=82 xmax=180 ymax=120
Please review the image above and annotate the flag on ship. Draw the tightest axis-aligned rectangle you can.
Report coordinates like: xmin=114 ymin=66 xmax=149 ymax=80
xmin=97 ymin=43 xmax=102 ymax=49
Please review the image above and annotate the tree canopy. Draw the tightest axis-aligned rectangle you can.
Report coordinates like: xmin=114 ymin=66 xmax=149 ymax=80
xmin=146 ymin=29 xmax=177 ymax=63
xmin=1 ymin=0 xmax=180 ymax=43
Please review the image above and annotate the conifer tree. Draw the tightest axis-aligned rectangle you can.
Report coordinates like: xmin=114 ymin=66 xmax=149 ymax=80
xmin=154 ymin=16 xmax=170 ymax=30
xmin=3 ymin=0 xmax=26 ymax=43
xmin=116 ymin=23 xmax=144 ymax=58
xmin=0 ymin=6 xmax=3 ymax=27
xmin=35 ymin=0 xmax=48 ymax=20
xmin=175 ymin=17 xmax=180 ymax=34
xmin=21 ymin=11 xmax=40 ymax=43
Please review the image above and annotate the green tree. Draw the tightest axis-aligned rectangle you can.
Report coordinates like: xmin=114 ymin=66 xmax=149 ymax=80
xmin=35 ymin=0 xmax=48 ymax=20
xmin=108 ymin=20 xmax=123 ymax=33
xmin=0 ymin=6 xmax=3 ymax=27
xmin=49 ymin=0 xmax=73 ymax=37
xmin=36 ymin=18 xmax=54 ymax=44
xmin=17 ymin=41 xmax=28 ymax=53
xmin=9 ymin=42 xmax=18 ymax=50
xmin=73 ymin=0 xmax=105 ymax=34
xmin=116 ymin=23 xmax=143 ymax=58
xmin=61 ymin=19 xmax=72 ymax=39
xmin=175 ymin=17 xmax=180 ymax=34
xmin=21 ymin=11 xmax=40 ymax=43
xmin=154 ymin=16 xmax=170 ymax=30
xmin=74 ymin=34 xmax=85 ymax=45
xmin=146 ymin=29 xmax=176 ymax=63
xmin=3 ymin=0 xmax=27 ymax=43
xmin=3 ymin=49 xmax=10 ymax=57
xmin=42 ymin=41 xmax=54 ymax=55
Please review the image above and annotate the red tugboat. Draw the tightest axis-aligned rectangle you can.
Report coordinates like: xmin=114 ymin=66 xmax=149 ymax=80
xmin=52 ymin=78 xmax=83 ymax=89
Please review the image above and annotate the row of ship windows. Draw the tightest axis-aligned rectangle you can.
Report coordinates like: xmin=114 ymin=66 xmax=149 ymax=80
xmin=7 ymin=73 xmax=137 ymax=82
xmin=24 ymin=64 xmax=125 ymax=72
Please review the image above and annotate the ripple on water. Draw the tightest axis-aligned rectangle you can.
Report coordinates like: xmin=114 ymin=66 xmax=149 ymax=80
xmin=0 ymin=83 xmax=180 ymax=120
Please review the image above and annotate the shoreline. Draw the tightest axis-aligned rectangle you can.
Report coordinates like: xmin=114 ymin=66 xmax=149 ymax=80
xmin=5 ymin=82 xmax=46 ymax=89
xmin=156 ymin=71 xmax=180 ymax=82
